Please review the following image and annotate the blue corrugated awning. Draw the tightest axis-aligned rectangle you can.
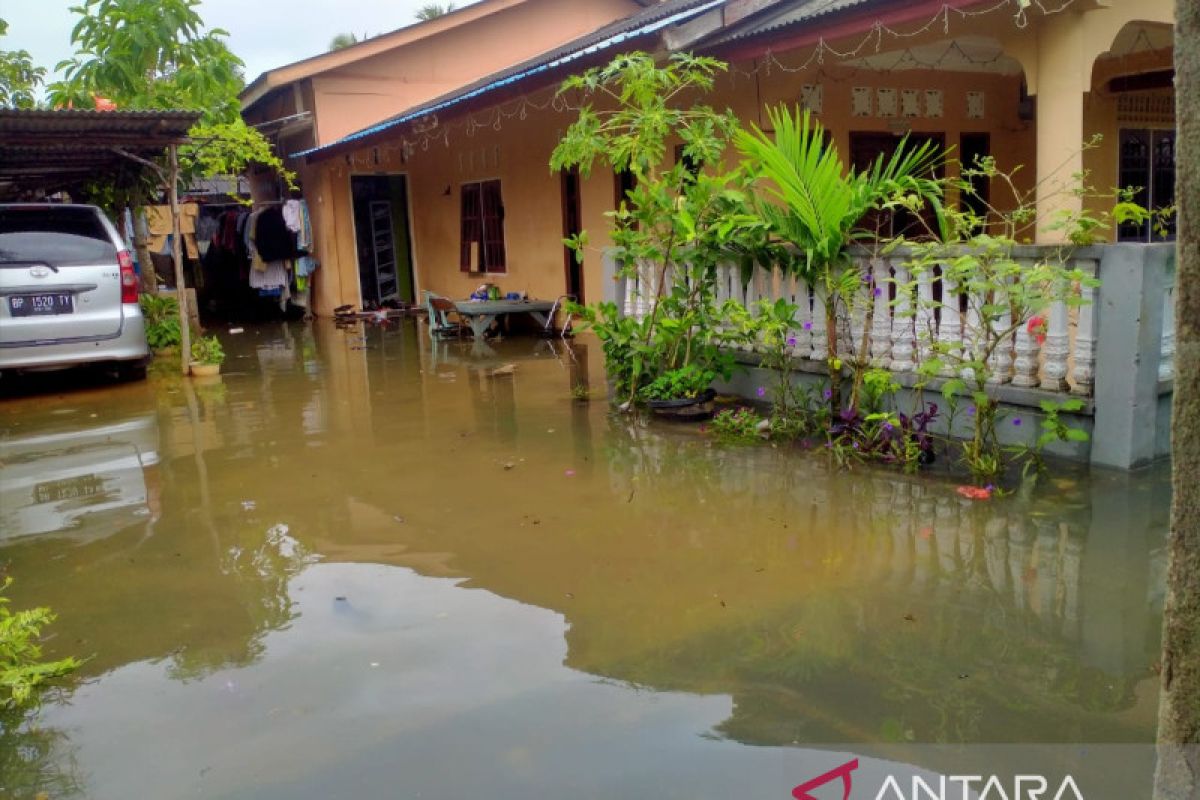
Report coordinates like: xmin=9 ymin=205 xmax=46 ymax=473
xmin=297 ymin=0 xmax=726 ymax=160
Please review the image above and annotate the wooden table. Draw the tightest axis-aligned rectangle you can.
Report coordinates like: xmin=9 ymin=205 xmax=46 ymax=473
xmin=453 ymin=299 xmax=556 ymax=339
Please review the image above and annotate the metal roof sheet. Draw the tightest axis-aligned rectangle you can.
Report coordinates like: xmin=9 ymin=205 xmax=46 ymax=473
xmin=299 ymin=0 xmax=726 ymax=160
xmin=701 ymin=0 xmax=874 ymax=46
xmin=0 ymin=108 xmax=199 ymax=141
xmin=0 ymin=109 xmax=200 ymax=198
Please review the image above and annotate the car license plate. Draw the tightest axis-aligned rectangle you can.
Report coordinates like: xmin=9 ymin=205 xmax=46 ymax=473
xmin=33 ymin=474 xmax=106 ymax=504
xmin=9 ymin=292 xmax=74 ymax=316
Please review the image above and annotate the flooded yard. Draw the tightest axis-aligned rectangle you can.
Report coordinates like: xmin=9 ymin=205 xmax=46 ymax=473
xmin=0 ymin=320 xmax=1171 ymax=799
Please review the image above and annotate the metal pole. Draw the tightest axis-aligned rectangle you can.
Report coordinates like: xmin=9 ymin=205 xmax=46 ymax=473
xmin=169 ymin=144 xmax=190 ymax=376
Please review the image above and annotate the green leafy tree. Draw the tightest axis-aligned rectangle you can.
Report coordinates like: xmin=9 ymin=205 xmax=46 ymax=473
xmin=49 ymin=0 xmax=242 ymax=121
xmin=551 ymin=53 xmax=770 ymax=405
xmin=329 ymin=32 xmax=359 ymax=51
xmin=735 ymin=107 xmax=942 ymax=411
xmin=0 ymin=18 xmax=47 ymax=108
xmin=416 ymin=3 xmax=457 ymax=21
xmin=46 ymin=0 xmax=291 ymax=188
xmin=45 ymin=0 xmax=291 ymax=291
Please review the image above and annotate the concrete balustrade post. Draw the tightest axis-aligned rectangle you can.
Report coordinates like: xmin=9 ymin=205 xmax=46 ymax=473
xmin=1072 ymin=259 xmax=1100 ymax=395
xmin=937 ymin=270 xmax=963 ymax=377
xmin=1040 ymin=297 xmax=1070 ymax=391
xmin=889 ymin=262 xmax=915 ymax=373
xmin=870 ymin=260 xmax=892 ymax=367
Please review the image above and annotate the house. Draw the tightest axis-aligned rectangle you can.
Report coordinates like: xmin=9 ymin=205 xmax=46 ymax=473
xmin=290 ymin=0 xmax=1176 ymax=318
xmin=239 ymin=0 xmax=653 ymax=304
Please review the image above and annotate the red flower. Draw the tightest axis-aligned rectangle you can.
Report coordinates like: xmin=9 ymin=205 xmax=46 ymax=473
xmin=956 ymin=485 xmax=992 ymax=501
xmin=1027 ymin=315 xmax=1047 ymax=346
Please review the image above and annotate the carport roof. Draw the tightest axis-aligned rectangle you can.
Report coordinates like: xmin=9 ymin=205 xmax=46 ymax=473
xmin=0 ymin=109 xmax=200 ymax=199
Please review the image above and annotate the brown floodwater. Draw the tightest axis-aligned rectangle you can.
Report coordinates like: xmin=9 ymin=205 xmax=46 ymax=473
xmin=0 ymin=320 xmax=1171 ymax=799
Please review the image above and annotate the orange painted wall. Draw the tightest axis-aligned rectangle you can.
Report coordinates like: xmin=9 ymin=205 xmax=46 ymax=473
xmin=309 ymin=0 xmax=640 ymax=144
xmin=301 ymin=22 xmax=1181 ymax=316
xmin=305 ymin=60 xmax=1041 ymax=317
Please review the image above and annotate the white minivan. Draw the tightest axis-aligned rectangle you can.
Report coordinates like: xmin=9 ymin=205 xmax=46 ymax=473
xmin=0 ymin=204 xmax=149 ymax=380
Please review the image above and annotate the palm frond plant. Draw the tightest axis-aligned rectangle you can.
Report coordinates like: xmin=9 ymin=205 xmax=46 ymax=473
xmin=735 ymin=106 xmax=945 ymax=412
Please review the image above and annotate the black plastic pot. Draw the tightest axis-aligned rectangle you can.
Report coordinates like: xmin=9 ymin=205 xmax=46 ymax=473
xmin=646 ymin=387 xmax=716 ymax=421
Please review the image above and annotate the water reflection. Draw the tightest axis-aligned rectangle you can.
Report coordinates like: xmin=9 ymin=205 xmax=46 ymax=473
xmin=0 ymin=320 xmax=1169 ymax=798
xmin=0 ymin=415 xmax=160 ymax=544
xmin=0 ymin=711 xmax=81 ymax=799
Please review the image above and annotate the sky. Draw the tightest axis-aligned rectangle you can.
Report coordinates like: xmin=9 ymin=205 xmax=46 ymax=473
xmin=2 ymin=0 xmax=480 ymax=89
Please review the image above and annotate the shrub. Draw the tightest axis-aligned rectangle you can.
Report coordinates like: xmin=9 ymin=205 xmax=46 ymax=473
xmin=139 ymin=293 xmax=181 ymax=350
xmin=1 ymin=579 xmax=81 ymax=710
xmin=638 ymin=364 xmax=717 ymax=402
xmin=709 ymin=407 xmax=766 ymax=441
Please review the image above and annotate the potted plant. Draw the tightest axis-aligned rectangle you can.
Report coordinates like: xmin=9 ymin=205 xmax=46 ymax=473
xmin=638 ymin=363 xmax=719 ymax=420
xmin=190 ymin=335 xmax=225 ymax=377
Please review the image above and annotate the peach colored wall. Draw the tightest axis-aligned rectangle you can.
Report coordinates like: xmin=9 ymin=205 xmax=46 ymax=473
xmin=302 ymin=10 xmax=1175 ymax=316
xmin=305 ymin=60 xmax=1040 ymax=318
xmin=309 ymin=0 xmax=640 ymax=145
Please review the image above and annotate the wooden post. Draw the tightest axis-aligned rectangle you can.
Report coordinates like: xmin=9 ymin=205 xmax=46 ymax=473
xmin=169 ymin=144 xmax=190 ymax=376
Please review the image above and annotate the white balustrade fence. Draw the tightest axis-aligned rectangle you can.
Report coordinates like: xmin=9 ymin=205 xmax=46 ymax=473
xmin=604 ymin=243 xmax=1176 ymax=468
xmin=616 ymin=246 xmax=1117 ymax=397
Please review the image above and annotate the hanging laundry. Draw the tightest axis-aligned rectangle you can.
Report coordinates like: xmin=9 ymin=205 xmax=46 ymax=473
xmin=254 ymin=205 xmax=299 ymax=262
xmin=247 ymin=210 xmax=266 ymax=273
xmin=145 ymin=203 xmax=200 ymax=259
xmin=249 ymin=260 xmax=290 ymax=291
xmin=283 ymin=198 xmax=303 ymax=234
xmin=296 ymin=199 xmax=319 ymax=278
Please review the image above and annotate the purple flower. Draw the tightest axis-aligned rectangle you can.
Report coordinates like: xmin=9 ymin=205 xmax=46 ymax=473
xmin=803 ymin=321 xmax=813 ymax=331
xmin=882 ymin=422 xmax=894 ymax=432
xmin=786 ymin=336 xmax=797 ymax=347
xmin=756 ymin=386 xmax=767 ymax=398
xmin=823 ymin=388 xmax=833 ymax=400
xmin=1012 ymin=418 xmax=1022 ymax=427
xmin=967 ymin=405 xmax=976 ymax=417
xmin=985 ymin=484 xmax=996 ymax=492
xmin=853 ymin=441 xmax=860 ymax=449
xmin=873 ymin=286 xmax=883 ymax=297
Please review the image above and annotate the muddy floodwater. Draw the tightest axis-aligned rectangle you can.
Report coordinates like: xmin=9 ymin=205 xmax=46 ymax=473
xmin=0 ymin=320 xmax=1171 ymax=799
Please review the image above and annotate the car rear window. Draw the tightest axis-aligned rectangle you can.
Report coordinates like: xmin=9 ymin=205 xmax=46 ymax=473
xmin=0 ymin=207 xmax=117 ymax=267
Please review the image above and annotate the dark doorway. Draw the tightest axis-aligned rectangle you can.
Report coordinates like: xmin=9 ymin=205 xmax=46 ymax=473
xmin=959 ymin=132 xmax=991 ymax=229
xmin=561 ymin=167 xmax=584 ymax=303
xmin=849 ymin=131 xmax=945 ymax=239
xmin=351 ymin=175 xmax=416 ymax=306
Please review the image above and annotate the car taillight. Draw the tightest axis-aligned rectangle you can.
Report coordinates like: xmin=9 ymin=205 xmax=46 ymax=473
xmin=118 ymin=250 xmax=138 ymax=304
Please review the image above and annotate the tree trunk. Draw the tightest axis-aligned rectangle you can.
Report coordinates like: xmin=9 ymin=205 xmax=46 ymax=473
xmin=1155 ymin=1 xmax=1200 ymax=796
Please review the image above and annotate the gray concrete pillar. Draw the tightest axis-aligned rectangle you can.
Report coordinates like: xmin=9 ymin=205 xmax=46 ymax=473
xmin=1090 ymin=244 xmax=1172 ymax=468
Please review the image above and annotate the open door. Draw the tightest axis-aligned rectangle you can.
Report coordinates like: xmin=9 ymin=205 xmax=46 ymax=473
xmin=561 ymin=167 xmax=584 ymax=304
xmin=350 ymin=175 xmax=415 ymax=305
